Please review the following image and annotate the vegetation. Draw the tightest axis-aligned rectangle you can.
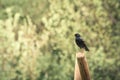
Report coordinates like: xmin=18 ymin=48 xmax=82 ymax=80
xmin=0 ymin=0 xmax=120 ymax=80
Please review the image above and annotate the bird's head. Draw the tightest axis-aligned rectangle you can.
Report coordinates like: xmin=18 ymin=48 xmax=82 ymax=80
xmin=75 ymin=33 xmax=81 ymax=37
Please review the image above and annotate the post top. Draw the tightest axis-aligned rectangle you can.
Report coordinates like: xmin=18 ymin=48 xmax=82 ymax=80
xmin=76 ymin=52 xmax=85 ymax=58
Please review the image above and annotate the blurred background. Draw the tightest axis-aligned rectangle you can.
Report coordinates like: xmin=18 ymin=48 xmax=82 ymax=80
xmin=0 ymin=0 xmax=120 ymax=80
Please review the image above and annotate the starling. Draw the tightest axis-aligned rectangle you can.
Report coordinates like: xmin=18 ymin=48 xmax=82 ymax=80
xmin=75 ymin=33 xmax=89 ymax=51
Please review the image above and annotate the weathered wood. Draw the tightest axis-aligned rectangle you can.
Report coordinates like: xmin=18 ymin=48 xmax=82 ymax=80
xmin=74 ymin=55 xmax=81 ymax=80
xmin=74 ymin=52 xmax=91 ymax=80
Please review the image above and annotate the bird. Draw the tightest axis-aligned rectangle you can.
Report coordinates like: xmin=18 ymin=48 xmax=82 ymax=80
xmin=75 ymin=33 xmax=89 ymax=51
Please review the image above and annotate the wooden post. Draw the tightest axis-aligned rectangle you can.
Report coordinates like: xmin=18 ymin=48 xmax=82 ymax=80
xmin=74 ymin=52 xmax=91 ymax=80
xmin=74 ymin=56 xmax=81 ymax=80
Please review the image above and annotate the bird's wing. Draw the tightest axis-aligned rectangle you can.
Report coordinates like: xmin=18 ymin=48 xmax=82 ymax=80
xmin=81 ymin=38 xmax=89 ymax=51
xmin=83 ymin=42 xmax=89 ymax=51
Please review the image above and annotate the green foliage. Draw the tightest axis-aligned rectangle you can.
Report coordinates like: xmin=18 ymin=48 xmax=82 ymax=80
xmin=0 ymin=0 xmax=120 ymax=80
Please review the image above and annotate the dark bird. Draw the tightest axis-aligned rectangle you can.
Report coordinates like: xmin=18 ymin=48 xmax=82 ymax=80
xmin=75 ymin=33 xmax=89 ymax=51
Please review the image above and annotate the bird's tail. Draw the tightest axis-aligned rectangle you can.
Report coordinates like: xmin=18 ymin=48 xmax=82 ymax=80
xmin=85 ymin=46 xmax=89 ymax=51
